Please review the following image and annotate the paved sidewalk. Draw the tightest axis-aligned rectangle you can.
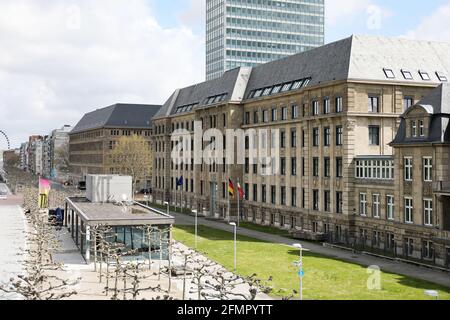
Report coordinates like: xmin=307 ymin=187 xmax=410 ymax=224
xmin=0 ymin=201 xmax=27 ymax=300
xmin=170 ymin=210 xmax=450 ymax=289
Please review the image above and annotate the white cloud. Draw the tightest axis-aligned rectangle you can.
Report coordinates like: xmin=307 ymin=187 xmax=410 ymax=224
xmin=0 ymin=0 xmax=205 ymax=148
xmin=403 ymin=2 xmax=450 ymax=42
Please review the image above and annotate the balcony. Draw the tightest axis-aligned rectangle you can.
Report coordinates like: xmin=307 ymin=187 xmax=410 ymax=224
xmin=433 ymin=181 xmax=450 ymax=194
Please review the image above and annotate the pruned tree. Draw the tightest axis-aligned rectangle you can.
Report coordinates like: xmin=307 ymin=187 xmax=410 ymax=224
xmin=172 ymin=243 xmax=273 ymax=301
xmin=106 ymin=135 xmax=153 ymax=195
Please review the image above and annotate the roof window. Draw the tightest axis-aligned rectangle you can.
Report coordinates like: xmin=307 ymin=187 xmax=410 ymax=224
xmin=383 ymin=68 xmax=395 ymax=79
xmin=419 ymin=70 xmax=431 ymax=81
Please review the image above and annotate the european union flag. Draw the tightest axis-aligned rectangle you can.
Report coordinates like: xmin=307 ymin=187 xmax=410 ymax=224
xmin=176 ymin=176 xmax=184 ymax=189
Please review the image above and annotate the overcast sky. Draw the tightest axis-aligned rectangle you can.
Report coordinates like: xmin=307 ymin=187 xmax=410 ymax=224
xmin=1 ymin=0 xmax=450 ymax=149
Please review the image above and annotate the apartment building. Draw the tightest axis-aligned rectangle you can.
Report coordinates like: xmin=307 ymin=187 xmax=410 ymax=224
xmin=152 ymin=35 xmax=450 ymax=268
xmin=69 ymin=104 xmax=161 ymax=186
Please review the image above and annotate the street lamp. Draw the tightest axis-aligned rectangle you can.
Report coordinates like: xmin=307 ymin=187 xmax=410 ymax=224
xmin=293 ymin=243 xmax=303 ymax=301
xmin=230 ymin=222 xmax=237 ymax=272
xmin=192 ymin=209 xmax=198 ymax=249
xmin=164 ymin=201 xmax=170 ymax=216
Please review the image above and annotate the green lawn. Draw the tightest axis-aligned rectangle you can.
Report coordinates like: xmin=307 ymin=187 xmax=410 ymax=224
xmin=173 ymin=225 xmax=450 ymax=300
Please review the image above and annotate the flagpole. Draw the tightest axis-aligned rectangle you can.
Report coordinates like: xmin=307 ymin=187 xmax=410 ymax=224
xmin=227 ymin=178 xmax=230 ymax=223
xmin=237 ymin=178 xmax=240 ymax=227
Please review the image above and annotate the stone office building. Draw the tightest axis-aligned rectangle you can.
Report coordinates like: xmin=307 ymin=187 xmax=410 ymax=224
xmin=69 ymin=104 xmax=161 ymax=186
xmin=152 ymin=35 xmax=450 ymax=268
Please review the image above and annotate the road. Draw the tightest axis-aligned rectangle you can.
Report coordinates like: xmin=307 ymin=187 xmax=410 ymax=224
xmin=0 ymin=184 xmax=26 ymax=300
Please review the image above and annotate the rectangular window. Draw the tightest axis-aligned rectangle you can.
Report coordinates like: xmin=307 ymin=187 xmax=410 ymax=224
xmin=324 ymin=157 xmax=331 ymax=178
xmin=372 ymin=194 xmax=380 ymax=218
xmin=244 ymin=112 xmax=250 ymax=125
xmin=291 ymin=129 xmax=297 ymax=148
xmin=244 ymin=184 xmax=249 ymax=201
xmin=312 ymin=100 xmax=319 ymax=115
xmin=336 ymin=126 xmax=343 ymax=146
xmin=253 ymin=111 xmax=259 ymax=124
xmin=404 ymin=157 xmax=413 ymax=181
xmin=336 ymin=157 xmax=343 ymax=178
xmin=313 ymin=190 xmax=319 ymax=211
xmin=369 ymin=96 xmax=379 ymax=113
xmin=312 ymin=128 xmax=319 ymax=146
xmin=423 ymin=157 xmax=432 ymax=182
xmin=292 ymin=105 xmax=298 ymax=119
xmin=411 ymin=121 xmax=417 ymax=137
xmin=281 ymin=187 xmax=286 ymax=206
xmin=336 ymin=97 xmax=343 ymax=113
xmin=404 ymin=198 xmax=413 ymax=224
xmin=271 ymin=108 xmax=277 ymax=122
xmin=280 ymin=130 xmax=286 ymax=148
xmin=360 ymin=193 xmax=367 ymax=216
xmin=386 ymin=195 xmax=394 ymax=220
xmin=369 ymin=126 xmax=380 ymax=146
xmin=323 ymin=98 xmax=330 ymax=114
xmin=271 ymin=186 xmax=276 ymax=205
xmin=262 ymin=185 xmax=266 ymax=203
xmin=423 ymin=199 xmax=433 ymax=226
xmin=263 ymin=110 xmax=268 ymax=123
xmin=252 ymin=184 xmax=257 ymax=202
xmin=291 ymin=157 xmax=297 ymax=176
xmin=336 ymin=192 xmax=343 ymax=214
xmin=281 ymin=157 xmax=286 ymax=176
xmin=302 ymin=157 xmax=305 ymax=176
xmin=404 ymin=97 xmax=414 ymax=111
xmin=419 ymin=120 xmax=425 ymax=137
xmin=281 ymin=107 xmax=288 ymax=120
xmin=324 ymin=127 xmax=330 ymax=146
xmin=313 ymin=157 xmax=319 ymax=177
xmin=324 ymin=191 xmax=331 ymax=212
xmin=291 ymin=188 xmax=297 ymax=207
xmin=423 ymin=241 xmax=434 ymax=259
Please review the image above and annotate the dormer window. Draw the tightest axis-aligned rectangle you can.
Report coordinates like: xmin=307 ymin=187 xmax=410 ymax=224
xmin=419 ymin=120 xmax=425 ymax=137
xmin=411 ymin=120 xmax=417 ymax=137
xmin=401 ymin=70 xmax=413 ymax=80
xmin=383 ymin=68 xmax=395 ymax=79
xmin=419 ymin=70 xmax=431 ymax=81
xmin=436 ymin=72 xmax=448 ymax=82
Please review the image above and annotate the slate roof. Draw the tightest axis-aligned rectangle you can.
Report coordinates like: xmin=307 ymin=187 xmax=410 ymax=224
xmin=71 ymin=104 xmax=161 ymax=134
xmin=391 ymin=84 xmax=450 ymax=145
xmin=154 ymin=35 xmax=450 ymax=120
xmin=153 ymin=68 xmax=246 ymax=119
xmin=243 ymin=35 xmax=450 ymax=99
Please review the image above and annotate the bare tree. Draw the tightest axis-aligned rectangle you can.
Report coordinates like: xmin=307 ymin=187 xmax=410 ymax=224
xmin=172 ymin=243 xmax=273 ymax=301
xmin=54 ymin=144 xmax=70 ymax=178
xmin=106 ymin=135 xmax=153 ymax=195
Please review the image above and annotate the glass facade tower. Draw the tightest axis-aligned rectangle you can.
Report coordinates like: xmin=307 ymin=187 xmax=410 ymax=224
xmin=206 ymin=0 xmax=325 ymax=80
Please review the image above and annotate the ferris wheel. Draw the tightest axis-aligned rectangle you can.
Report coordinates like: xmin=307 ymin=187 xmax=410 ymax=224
xmin=0 ymin=130 xmax=11 ymax=151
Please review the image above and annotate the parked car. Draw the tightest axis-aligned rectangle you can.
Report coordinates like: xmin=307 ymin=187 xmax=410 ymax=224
xmin=0 ymin=192 xmax=7 ymax=200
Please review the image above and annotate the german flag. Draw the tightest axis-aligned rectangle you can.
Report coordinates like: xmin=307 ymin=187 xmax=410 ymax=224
xmin=228 ymin=179 xmax=235 ymax=198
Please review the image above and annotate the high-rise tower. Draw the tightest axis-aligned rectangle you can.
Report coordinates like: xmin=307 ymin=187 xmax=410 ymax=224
xmin=206 ymin=0 xmax=325 ymax=80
